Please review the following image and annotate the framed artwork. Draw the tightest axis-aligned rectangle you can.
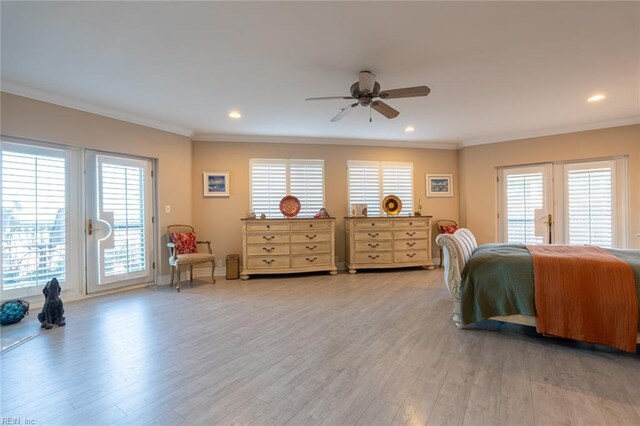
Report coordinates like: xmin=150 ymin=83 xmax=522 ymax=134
xmin=203 ymin=172 xmax=229 ymax=197
xmin=426 ymin=174 xmax=453 ymax=197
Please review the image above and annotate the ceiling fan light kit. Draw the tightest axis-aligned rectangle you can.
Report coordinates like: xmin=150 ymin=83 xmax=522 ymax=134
xmin=306 ymin=70 xmax=431 ymax=122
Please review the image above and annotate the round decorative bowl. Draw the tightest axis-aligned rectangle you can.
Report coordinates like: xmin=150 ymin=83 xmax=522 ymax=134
xmin=382 ymin=195 xmax=402 ymax=216
xmin=279 ymin=195 xmax=301 ymax=217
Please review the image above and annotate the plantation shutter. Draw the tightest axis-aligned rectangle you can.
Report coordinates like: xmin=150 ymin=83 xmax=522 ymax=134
xmin=382 ymin=163 xmax=413 ymax=214
xmin=348 ymin=161 xmax=381 ymax=216
xmin=289 ymin=160 xmax=324 ymax=218
xmin=505 ymin=172 xmax=544 ymax=244
xmin=250 ymin=159 xmax=287 ymax=218
xmin=2 ymin=144 xmax=67 ymax=290
xmin=566 ymin=163 xmax=614 ymax=248
xmin=99 ymin=161 xmax=147 ymax=276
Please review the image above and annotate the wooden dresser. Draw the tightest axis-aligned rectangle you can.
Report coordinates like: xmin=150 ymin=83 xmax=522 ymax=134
xmin=240 ymin=218 xmax=337 ymax=280
xmin=344 ymin=216 xmax=434 ymax=273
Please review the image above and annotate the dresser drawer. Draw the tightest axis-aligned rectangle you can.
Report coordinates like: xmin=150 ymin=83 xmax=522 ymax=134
xmin=355 ymin=240 xmax=393 ymax=252
xmin=291 ymin=242 xmax=331 ymax=254
xmin=247 ymin=255 xmax=290 ymax=269
xmin=352 ymin=220 xmax=393 ymax=230
xmin=291 ymin=221 xmax=332 ymax=231
xmin=246 ymin=243 xmax=290 ymax=256
xmin=392 ymin=218 xmax=429 ymax=229
xmin=291 ymin=253 xmax=332 ymax=267
xmin=354 ymin=230 xmax=392 ymax=241
xmin=394 ymin=250 xmax=429 ymax=263
xmin=246 ymin=233 xmax=290 ymax=244
xmin=393 ymin=239 xmax=428 ymax=251
xmin=246 ymin=222 xmax=290 ymax=231
xmin=393 ymin=230 xmax=429 ymax=240
xmin=291 ymin=231 xmax=331 ymax=243
xmin=354 ymin=252 xmax=393 ymax=264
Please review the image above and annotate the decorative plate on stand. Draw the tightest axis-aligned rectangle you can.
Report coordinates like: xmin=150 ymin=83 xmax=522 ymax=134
xmin=279 ymin=195 xmax=301 ymax=217
xmin=382 ymin=195 xmax=402 ymax=216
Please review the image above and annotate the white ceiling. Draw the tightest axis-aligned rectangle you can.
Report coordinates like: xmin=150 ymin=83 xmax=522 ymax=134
xmin=2 ymin=1 xmax=639 ymax=148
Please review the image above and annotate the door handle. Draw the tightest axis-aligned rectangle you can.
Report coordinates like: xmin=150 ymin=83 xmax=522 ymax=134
xmin=88 ymin=219 xmax=93 ymax=236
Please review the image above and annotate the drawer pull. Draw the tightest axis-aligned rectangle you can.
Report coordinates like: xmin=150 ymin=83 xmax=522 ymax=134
xmin=371 ymin=223 xmax=375 ymax=226
xmin=305 ymin=245 xmax=317 ymax=250
xmin=266 ymin=225 xmax=270 ymax=229
xmin=406 ymin=242 xmax=416 ymax=247
xmin=306 ymin=256 xmax=318 ymax=263
xmin=309 ymin=224 xmax=313 ymax=228
xmin=368 ymin=243 xmax=380 ymax=248
xmin=368 ymin=254 xmax=380 ymax=260
xmin=262 ymin=235 xmax=275 ymax=241
xmin=406 ymin=253 xmax=416 ymax=258
xmin=368 ymin=232 xmax=379 ymax=237
xmin=305 ymin=234 xmax=317 ymax=240
xmin=409 ymin=222 xmax=413 ymax=225
xmin=406 ymin=232 xmax=416 ymax=237
xmin=262 ymin=259 xmax=275 ymax=264
xmin=262 ymin=247 xmax=275 ymax=252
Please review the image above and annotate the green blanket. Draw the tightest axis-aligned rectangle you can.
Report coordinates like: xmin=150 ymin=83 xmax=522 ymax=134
xmin=460 ymin=244 xmax=640 ymax=328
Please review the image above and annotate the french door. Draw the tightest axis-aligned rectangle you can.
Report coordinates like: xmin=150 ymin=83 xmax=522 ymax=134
xmin=85 ymin=151 xmax=154 ymax=293
xmin=498 ymin=164 xmax=553 ymax=244
xmin=498 ymin=158 xmax=627 ymax=248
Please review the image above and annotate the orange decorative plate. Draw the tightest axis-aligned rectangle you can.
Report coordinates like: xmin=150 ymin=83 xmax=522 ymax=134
xmin=382 ymin=195 xmax=402 ymax=215
xmin=279 ymin=195 xmax=301 ymax=217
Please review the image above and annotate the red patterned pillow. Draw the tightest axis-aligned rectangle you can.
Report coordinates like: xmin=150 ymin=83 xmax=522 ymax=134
xmin=171 ymin=232 xmax=197 ymax=254
xmin=440 ymin=225 xmax=458 ymax=234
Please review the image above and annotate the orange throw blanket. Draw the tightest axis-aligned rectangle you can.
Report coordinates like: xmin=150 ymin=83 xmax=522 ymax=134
xmin=527 ymin=245 xmax=638 ymax=353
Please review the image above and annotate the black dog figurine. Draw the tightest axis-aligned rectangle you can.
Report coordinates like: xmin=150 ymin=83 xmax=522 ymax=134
xmin=38 ymin=278 xmax=66 ymax=330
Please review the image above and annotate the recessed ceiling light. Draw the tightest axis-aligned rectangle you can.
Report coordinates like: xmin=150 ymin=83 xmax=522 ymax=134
xmin=587 ymin=94 xmax=606 ymax=103
xmin=404 ymin=126 xmax=415 ymax=132
xmin=228 ymin=110 xmax=242 ymax=119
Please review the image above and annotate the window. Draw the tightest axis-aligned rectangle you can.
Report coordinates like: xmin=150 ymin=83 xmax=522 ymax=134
xmin=250 ymin=159 xmax=324 ymax=218
xmin=502 ymin=168 xmax=548 ymax=244
xmin=2 ymin=142 xmax=68 ymax=294
xmin=348 ymin=161 xmax=413 ymax=216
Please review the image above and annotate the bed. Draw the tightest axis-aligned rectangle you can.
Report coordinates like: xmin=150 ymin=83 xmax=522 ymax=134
xmin=435 ymin=228 xmax=640 ymax=350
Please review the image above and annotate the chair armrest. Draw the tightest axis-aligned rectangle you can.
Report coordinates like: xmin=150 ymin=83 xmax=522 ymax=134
xmin=167 ymin=242 xmax=176 ymax=258
xmin=196 ymin=241 xmax=213 ymax=254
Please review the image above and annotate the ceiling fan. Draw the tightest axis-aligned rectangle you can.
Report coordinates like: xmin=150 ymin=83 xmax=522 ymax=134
xmin=305 ymin=71 xmax=431 ymax=122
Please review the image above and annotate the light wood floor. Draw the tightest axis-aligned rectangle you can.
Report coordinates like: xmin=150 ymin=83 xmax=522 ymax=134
xmin=2 ymin=269 xmax=639 ymax=426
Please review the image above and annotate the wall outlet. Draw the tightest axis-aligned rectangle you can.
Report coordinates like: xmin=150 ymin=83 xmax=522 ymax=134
xmin=164 ymin=205 xmax=171 ymax=213
xmin=216 ymin=260 xmax=223 ymax=267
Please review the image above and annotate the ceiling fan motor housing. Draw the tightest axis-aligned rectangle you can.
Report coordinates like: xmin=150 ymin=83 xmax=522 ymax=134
xmin=350 ymin=81 xmax=380 ymax=106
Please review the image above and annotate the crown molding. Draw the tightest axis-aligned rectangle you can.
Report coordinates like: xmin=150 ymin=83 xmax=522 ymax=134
xmin=459 ymin=116 xmax=640 ymax=149
xmin=191 ymin=132 xmax=458 ymax=150
xmin=1 ymin=81 xmax=194 ymax=138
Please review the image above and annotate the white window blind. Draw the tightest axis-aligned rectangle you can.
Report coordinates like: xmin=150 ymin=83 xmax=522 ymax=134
xmin=290 ymin=160 xmax=324 ymax=218
xmin=100 ymin=163 xmax=146 ymax=276
xmin=566 ymin=164 xmax=614 ymax=248
xmin=348 ymin=161 xmax=413 ymax=216
xmin=2 ymin=145 xmax=67 ymax=290
xmin=250 ymin=159 xmax=324 ymax=218
xmin=382 ymin=164 xmax=413 ymax=214
xmin=505 ymin=172 xmax=544 ymax=244
xmin=348 ymin=161 xmax=381 ymax=216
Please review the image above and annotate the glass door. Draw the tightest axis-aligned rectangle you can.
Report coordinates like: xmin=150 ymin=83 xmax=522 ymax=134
xmin=85 ymin=151 xmax=154 ymax=293
xmin=498 ymin=164 xmax=554 ymax=244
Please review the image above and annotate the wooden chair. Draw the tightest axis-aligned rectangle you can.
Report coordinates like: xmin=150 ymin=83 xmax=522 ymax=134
xmin=436 ymin=219 xmax=458 ymax=268
xmin=167 ymin=225 xmax=216 ymax=292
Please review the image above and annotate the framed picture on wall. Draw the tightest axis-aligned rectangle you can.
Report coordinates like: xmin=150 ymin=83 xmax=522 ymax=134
xmin=426 ymin=174 xmax=453 ymax=197
xmin=203 ymin=172 xmax=230 ymax=197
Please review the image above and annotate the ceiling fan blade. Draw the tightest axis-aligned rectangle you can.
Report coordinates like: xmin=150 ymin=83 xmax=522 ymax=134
xmin=378 ymin=86 xmax=431 ymax=99
xmin=358 ymin=71 xmax=377 ymax=94
xmin=371 ymin=100 xmax=399 ymax=119
xmin=306 ymin=96 xmax=355 ymax=101
xmin=331 ymin=102 xmax=359 ymax=122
